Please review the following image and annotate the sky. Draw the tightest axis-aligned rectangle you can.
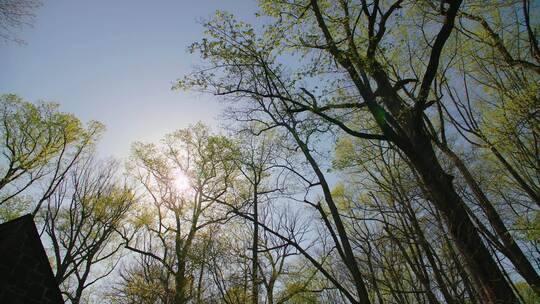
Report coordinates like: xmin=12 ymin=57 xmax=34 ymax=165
xmin=0 ymin=0 xmax=259 ymax=159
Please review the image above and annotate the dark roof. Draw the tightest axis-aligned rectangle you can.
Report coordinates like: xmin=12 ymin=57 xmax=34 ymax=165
xmin=0 ymin=214 xmax=64 ymax=304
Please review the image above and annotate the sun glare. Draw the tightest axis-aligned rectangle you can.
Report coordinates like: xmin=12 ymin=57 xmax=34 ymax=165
xmin=171 ymin=169 xmax=191 ymax=193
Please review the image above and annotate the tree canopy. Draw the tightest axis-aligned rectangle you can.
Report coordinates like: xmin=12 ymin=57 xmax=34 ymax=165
xmin=1 ymin=1 xmax=539 ymax=303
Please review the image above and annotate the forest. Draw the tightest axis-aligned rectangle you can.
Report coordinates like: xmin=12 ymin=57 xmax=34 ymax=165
xmin=0 ymin=0 xmax=539 ymax=303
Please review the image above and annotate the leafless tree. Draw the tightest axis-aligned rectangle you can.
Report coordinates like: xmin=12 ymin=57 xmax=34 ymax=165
xmin=0 ymin=0 xmax=42 ymax=43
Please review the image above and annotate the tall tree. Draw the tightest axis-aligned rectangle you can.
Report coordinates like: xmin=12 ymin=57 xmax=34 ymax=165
xmin=123 ymin=123 xmax=238 ymax=304
xmin=0 ymin=94 xmax=103 ymax=217
xmin=234 ymin=129 xmax=281 ymax=304
xmin=177 ymin=1 xmax=532 ymax=302
xmin=42 ymin=155 xmax=134 ymax=304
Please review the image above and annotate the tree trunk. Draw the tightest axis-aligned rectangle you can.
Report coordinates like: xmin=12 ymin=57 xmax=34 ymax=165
xmin=252 ymin=185 xmax=259 ymax=304
xmin=175 ymin=263 xmax=187 ymax=304
xmin=404 ymin=199 xmax=457 ymax=304
xmin=440 ymin=144 xmax=540 ymax=295
xmin=402 ymin=129 xmax=518 ymax=303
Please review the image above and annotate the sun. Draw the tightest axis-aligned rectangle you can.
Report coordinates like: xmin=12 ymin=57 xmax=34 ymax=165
xmin=171 ymin=169 xmax=191 ymax=193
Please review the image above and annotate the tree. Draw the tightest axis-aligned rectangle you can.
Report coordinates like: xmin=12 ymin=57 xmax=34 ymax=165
xmin=0 ymin=0 xmax=42 ymax=43
xmin=109 ymin=252 xmax=176 ymax=304
xmin=0 ymin=94 xmax=103 ymax=217
xmin=122 ymin=123 xmax=239 ymax=304
xmin=233 ymin=129 xmax=281 ymax=304
xmin=42 ymin=154 xmax=134 ymax=304
xmin=178 ymin=1 xmax=534 ymax=302
xmin=434 ymin=1 xmax=540 ymax=292
xmin=333 ymin=138 xmax=480 ymax=303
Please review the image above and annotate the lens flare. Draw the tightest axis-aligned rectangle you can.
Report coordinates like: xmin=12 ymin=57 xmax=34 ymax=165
xmin=171 ymin=169 xmax=191 ymax=192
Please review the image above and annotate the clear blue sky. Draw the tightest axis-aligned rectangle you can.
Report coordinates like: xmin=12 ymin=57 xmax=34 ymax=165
xmin=0 ymin=0 xmax=259 ymax=158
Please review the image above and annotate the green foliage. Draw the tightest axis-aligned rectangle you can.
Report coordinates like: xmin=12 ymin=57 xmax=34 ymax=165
xmin=0 ymin=195 xmax=30 ymax=222
xmin=222 ymin=284 xmax=249 ymax=304
xmin=515 ymin=281 xmax=540 ymax=303
xmin=281 ymin=283 xmax=320 ymax=304
xmin=0 ymin=94 xmax=104 ymax=210
xmin=35 ymin=1 xmax=540 ymax=303
xmin=515 ymin=210 xmax=540 ymax=243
